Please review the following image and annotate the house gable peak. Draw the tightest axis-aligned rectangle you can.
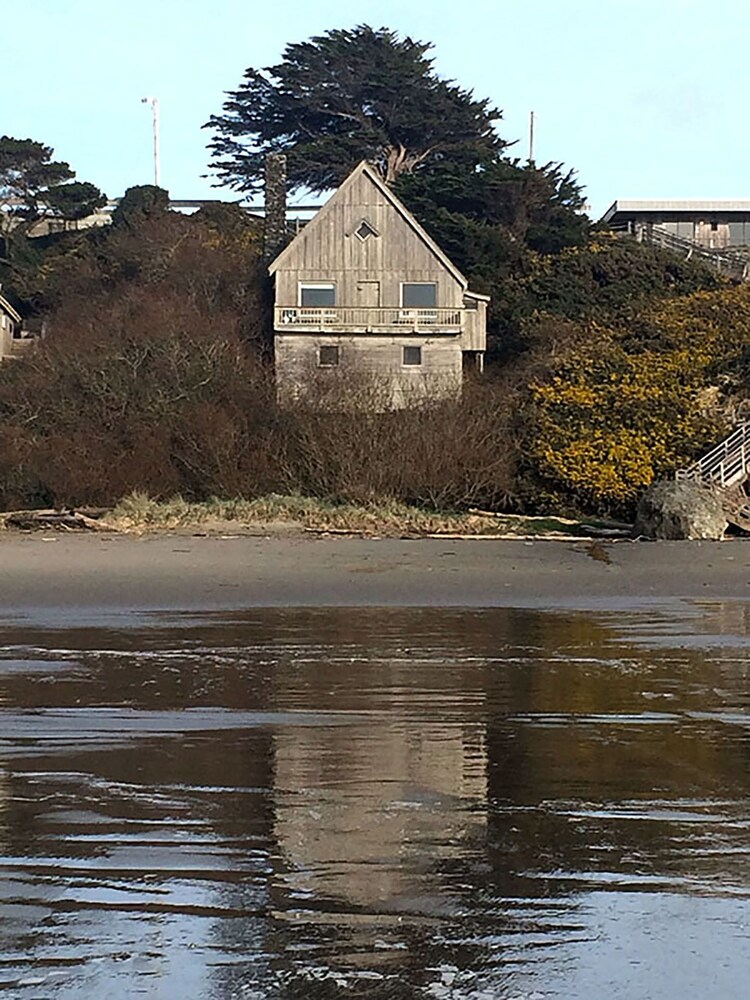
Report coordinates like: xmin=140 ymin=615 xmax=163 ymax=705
xmin=268 ymin=160 xmax=467 ymax=287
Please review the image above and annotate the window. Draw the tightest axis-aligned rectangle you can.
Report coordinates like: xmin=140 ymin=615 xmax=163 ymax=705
xmin=403 ymin=346 xmax=422 ymax=366
xmin=711 ymin=221 xmax=719 ymax=232
xmin=299 ymin=282 xmax=336 ymax=307
xmin=401 ymin=283 xmax=437 ymax=308
xmin=354 ymin=219 xmax=378 ymax=242
xmin=318 ymin=345 xmax=340 ymax=367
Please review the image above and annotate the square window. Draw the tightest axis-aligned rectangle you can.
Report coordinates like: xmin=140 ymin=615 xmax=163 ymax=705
xmin=401 ymin=283 xmax=437 ymax=308
xmin=355 ymin=220 xmax=378 ymax=242
xmin=403 ymin=346 xmax=422 ymax=366
xmin=319 ymin=345 xmax=340 ymax=367
xmin=711 ymin=221 xmax=719 ymax=231
xmin=300 ymin=283 xmax=336 ymax=307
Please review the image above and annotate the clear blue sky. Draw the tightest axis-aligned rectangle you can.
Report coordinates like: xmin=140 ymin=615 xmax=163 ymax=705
xmin=7 ymin=0 xmax=750 ymax=217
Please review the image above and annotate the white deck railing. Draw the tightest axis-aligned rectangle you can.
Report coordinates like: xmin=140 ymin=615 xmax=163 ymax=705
xmin=676 ymin=422 xmax=750 ymax=487
xmin=275 ymin=306 xmax=464 ymax=332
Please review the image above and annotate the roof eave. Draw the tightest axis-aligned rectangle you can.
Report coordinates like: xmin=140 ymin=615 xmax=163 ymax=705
xmin=0 ymin=294 xmax=22 ymax=324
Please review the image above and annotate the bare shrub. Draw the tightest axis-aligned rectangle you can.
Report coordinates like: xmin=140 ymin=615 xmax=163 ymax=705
xmin=278 ymin=374 xmax=519 ymax=510
xmin=0 ymin=287 xmax=278 ymax=507
xmin=0 ymin=426 xmax=37 ymax=509
xmin=0 ymin=278 xmax=518 ymax=513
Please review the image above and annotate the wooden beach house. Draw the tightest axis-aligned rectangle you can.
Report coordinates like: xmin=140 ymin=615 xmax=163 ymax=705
xmin=268 ymin=161 xmax=488 ymax=407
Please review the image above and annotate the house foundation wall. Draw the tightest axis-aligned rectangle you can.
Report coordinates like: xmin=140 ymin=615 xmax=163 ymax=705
xmin=275 ymin=333 xmax=463 ymax=408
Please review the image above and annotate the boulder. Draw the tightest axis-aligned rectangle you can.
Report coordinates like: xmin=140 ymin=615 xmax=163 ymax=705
xmin=634 ymin=479 xmax=728 ymax=541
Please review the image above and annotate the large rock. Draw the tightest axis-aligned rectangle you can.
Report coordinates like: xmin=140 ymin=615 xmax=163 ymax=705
xmin=634 ymin=479 xmax=728 ymax=540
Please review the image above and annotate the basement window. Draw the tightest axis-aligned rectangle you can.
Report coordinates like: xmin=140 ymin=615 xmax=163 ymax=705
xmin=318 ymin=345 xmax=340 ymax=367
xmin=403 ymin=346 xmax=422 ymax=366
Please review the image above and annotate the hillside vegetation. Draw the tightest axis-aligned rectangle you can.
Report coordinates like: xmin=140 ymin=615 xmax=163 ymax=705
xmin=0 ymin=191 xmax=740 ymax=521
xmin=1 ymin=24 xmax=746 ymax=521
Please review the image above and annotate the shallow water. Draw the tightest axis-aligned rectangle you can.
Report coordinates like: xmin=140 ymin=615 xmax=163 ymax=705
xmin=0 ymin=604 xmax=749 ymax=998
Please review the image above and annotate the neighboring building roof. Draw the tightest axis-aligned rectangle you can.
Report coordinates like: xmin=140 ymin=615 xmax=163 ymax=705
xmin=0 ymin=293 xmax=22 ymax=324
xmin=602 ymin=200 xmax=750 ymax=223
xmin=268 ymin=161 xmax=468 ymax=287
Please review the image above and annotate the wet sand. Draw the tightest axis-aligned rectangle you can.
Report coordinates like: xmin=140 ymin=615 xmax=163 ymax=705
xmin=1 ymin=532 xmax=749 ymax=613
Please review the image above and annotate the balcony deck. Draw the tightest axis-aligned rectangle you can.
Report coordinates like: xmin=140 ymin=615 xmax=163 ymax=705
xmin=274 ymin=306 xmax=464 ymax=334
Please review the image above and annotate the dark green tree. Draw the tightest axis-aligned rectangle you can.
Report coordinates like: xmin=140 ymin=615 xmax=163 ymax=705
xmin=205 ymin=25 xmax=504 ymax=194
xmin=110 ymin=184 xmax=170 ymax=228
xmin=397 ymin=155 xmax=588 ymax=276
xmin=394 ymin=155 xmax=589 ymax=345
xmin=0 ymin=136 xmax=105 ymax=241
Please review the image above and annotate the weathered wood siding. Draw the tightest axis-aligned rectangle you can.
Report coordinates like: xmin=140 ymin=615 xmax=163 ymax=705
xmin=0 ymin=310 xmax=18 ymax=360
xmin=273 ymin=169 xmax=465 ymax=310
xmin=270 ymin=163 xmax=488 ymax=405
xmin=462 ymin=299 xmax=488 ymax=352
xmin=275 ymin=333 xmax=463 ymax=407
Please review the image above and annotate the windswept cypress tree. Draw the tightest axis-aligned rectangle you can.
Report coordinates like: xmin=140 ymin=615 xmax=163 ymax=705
xmin=205 ymin=25 xmax=504 ymax=194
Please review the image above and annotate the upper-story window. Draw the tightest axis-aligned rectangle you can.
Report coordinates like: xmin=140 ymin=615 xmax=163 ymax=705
xmin=401 ymin=282 xmax=437 ymax=308
xmin=355 ymin=219 xmax=379 ymax=242
xmin=299 ymin=282 xmax=336 ymax=307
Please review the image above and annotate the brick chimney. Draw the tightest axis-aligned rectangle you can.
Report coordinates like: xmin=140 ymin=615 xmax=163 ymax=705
xmin=263 ymin=153 xmax=287 ymax=261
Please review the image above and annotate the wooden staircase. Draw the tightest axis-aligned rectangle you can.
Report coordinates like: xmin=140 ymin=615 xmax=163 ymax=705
xmin=676 ymin=423 xmax=750 ymax=530
xmin=643 ymin=227 xmax=750 ymax=282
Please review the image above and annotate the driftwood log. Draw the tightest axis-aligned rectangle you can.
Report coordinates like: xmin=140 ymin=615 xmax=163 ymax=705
xmin=1 ymin=509 xmax=118 ymax=532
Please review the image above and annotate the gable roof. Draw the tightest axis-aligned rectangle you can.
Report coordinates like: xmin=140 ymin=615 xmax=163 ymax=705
xmin=269 ymin=161 xmax=467 ymax=287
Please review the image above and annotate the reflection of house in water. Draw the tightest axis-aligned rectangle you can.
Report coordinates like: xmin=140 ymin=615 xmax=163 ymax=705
xmin=0 ymin=769 xmax=6 ymax=835
xmin=267 ymin=617 xmax=489 ymax=909
xmin=272 ymin=723 xmax=487 ymax=908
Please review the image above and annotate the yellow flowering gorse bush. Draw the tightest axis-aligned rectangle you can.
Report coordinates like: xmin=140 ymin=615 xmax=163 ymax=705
xmin=527 ymin=285 xmax=750 ymax=510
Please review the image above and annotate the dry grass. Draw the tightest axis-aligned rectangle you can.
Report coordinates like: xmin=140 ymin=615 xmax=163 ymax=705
xmin=106 ymin=491 xmax=622 ymax=538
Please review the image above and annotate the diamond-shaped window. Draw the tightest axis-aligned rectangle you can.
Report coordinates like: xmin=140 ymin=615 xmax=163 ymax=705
xmin=355 ymin=220 xmax=378 ymax=242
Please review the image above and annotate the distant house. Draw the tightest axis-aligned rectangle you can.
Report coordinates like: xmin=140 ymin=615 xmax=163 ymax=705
xmin=0 ymin=292 xmax=28 ymax=361
xmin=268 ymin=161 xmax=488 ymax=407
xmin=602 ymin=200 xmax=750 ymax=250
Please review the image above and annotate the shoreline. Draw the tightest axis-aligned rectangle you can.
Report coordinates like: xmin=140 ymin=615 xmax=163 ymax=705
xmin=1 ymin=533 xmax=749 ymax=620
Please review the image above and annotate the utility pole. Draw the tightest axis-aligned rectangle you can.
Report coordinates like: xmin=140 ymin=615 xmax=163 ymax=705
xmin=529 ymin=110 xmax=535 ymax=163
xmin=141 ymin=96 xmax=160 ymax=186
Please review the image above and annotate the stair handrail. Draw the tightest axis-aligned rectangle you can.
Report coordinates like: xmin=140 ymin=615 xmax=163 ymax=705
xmin=645 ymin=226 xmax=749 ymax=281
xmin=677 ymin=422 xmax=750 ymax=486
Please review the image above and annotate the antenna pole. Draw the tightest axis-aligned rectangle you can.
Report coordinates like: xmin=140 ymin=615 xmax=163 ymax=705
xmin=529 ymin=110 xmax=535 ymax=163
xmin=141 ymin=97 xmax=160 ymax=186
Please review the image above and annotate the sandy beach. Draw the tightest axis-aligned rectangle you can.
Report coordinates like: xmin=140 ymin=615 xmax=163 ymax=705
xmin=1 ymin=532 xmax=749 ymax=615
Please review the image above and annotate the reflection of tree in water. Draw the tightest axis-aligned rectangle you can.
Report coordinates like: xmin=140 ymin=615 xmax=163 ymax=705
xmin=483 ymin=605 xmax=750 ymax=900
